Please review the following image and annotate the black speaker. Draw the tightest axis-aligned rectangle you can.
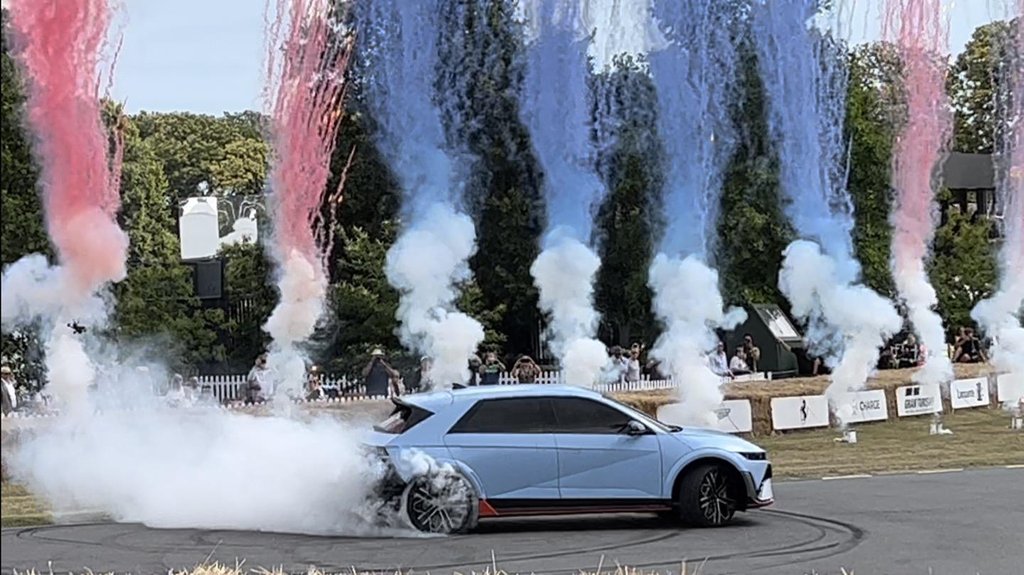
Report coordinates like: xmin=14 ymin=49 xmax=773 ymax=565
xmin=194 ymin=259 xmax=224 ymax=300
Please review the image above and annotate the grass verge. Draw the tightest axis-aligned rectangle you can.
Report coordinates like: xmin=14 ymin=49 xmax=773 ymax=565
xmin=761 ymin=408 xmax=1024 ymax=478
xmin=2 ymin=481 xmax=51 ymax=528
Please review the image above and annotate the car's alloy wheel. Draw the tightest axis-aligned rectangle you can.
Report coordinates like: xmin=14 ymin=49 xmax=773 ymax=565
xmin=677 ymin=463 xmax=737 ymax=527
xmin=404 ymin=473 xmax=478 ymax=534
xmin=697 ymin=467 xmax=734 ymax=525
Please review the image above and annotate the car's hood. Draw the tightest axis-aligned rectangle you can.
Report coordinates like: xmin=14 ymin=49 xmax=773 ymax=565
xmin=671 ymin=426 xmax=765 ymax=453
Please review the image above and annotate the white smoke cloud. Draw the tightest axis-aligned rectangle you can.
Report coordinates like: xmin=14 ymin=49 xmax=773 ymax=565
xmin=649 ymin=254 xmax=746 ymax=427
xmin=779 ymin=240 xmax=901 ymax=423
xmin=895 ymin=263 xmax=953 ymax=385
xmin=531 ymin=234 xmax=608 ymax=387
xmin=386 ymin=202 xmax=485 ymax=389
xmin=973 ymin=282 xmax=1024 ymax=407
xmin=263 ymin=250 xmax=328 ymax=399
xmin=10 ymin=406 xmax=390 ymax=535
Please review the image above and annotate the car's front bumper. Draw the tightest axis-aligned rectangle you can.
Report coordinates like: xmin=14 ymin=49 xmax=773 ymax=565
xmin=742 ymin=464 xmax=774 ymax=508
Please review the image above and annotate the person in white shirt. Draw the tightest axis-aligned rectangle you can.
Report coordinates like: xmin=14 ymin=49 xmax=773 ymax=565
xmin=246 ymin=354 xmax=270 ymax=403
xmin=708 ymin=342 xmax=731 ymax=377
xmin=625 ymin=349 xmax=642 ymax=383
xmin=730 ymin=347 xmax=751 ymax=376
xmin=2 ymin=365 xmax=19 ymax=415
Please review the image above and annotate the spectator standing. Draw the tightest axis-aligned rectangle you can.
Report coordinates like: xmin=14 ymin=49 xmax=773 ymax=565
xmin=511 ymin=355 xmax=541 ymax=383
xmin=363 ymin=349 xmax=399 ymax=397
xmin=306 ymin=365 xmax=324 ymax=401
xmin=478 ymin=352 xmax=506 ymax=385
xmin=2 ymin=365 xmax=19 ymax=415
xmin=467 ymin=354 xmax=482 ymax=386
xmin=708 ymin=342 xmax=731 ymax=377
xmin=625 ymin=349 xmax=642 ymax=383
xmin=609 ymin=346 xmax=627 ymax=383
xmin=408 ymin=356 xmax=433 ymax=393
xmin=742 ymin=334 xmax=761 ymax=372
xmin=245 ymin=354 xmax=269 ymax=404
xmin=730 ymin=347 xmax=752 ymax=376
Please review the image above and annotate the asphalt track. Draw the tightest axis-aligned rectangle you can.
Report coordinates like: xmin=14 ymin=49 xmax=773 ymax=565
xmin=3 ymin=468 xmax=1022 ymax=575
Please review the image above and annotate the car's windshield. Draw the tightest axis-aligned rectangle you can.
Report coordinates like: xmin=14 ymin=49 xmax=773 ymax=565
xmin=601 ymin=394 xmax=680 ymax=432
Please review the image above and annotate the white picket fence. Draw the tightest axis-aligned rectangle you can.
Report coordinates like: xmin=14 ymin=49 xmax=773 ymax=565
xmin=195 ymin=370 xmax=770 ymax=403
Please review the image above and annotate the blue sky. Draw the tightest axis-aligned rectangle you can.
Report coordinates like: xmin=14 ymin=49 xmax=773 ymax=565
xmin=110 ymin=0 xmax=1012 ymax=116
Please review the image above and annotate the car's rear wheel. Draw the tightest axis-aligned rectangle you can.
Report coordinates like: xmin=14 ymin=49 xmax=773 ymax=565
xmin=677 ymin=464 xmax=737 ymax=527
xmin=403 ymin=472 xmax=479 ymax=534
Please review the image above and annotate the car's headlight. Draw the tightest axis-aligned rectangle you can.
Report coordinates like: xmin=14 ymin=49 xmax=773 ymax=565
xmin=740 ymin=452 xmax=767 ymax=461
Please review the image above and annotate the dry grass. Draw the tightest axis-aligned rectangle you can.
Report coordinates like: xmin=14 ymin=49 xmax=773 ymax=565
xmin=1 ymin=481 xmax=50 ymax=528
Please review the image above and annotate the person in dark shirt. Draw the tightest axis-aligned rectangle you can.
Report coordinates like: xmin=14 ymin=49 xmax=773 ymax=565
xmin=362 ymin=349 xmax=398 ymax=396
xmin=953 ymin=329 xmax=987 ymax=363
xmin=478 ymin=352 xmax=506 ymax=385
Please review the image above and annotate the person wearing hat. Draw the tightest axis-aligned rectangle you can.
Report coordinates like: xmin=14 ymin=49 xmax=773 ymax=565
xmin=2 ymin=365 xmax=19 ymax=415
xmin=362 ymin=348 xmax=398 ymax=397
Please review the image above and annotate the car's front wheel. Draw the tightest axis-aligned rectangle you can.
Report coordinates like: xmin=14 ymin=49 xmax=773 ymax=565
xmin=677 ymin=463 xmax=737 ymax=527
xmin=403 ymin=471 xmax=479 ymax=534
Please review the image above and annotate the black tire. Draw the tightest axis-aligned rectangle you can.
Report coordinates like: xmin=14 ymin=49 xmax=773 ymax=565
xmin=676 ymin=463 xmax=738 ymax=527
xmin=403 ymin=472 xmax=479 ymax=534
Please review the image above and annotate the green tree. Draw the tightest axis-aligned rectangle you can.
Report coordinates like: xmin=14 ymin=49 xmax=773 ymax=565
xmin=845 ymin=43 xmax=900 ymax=296
xmin=592 ymin=56 xmax=659 ymax=347
xmin=437 ymin=0 xmax=544 ymax=356
xmin=929 ymin=211 xmax=997 ymax=335
xmin=111 ymin=107 xmax=224 ymax=368
xmin=948 ymin=19 xmax=1017 ymax=154
xmin=133 ymin=111 xmax=268 ymax=198
xmin=717 ymin=46 xmax=791 ymax=306
xmin=220 ymin=241 xmax=276 ymax=369
xmin=1 ymin=12 xmax=47 ymax=266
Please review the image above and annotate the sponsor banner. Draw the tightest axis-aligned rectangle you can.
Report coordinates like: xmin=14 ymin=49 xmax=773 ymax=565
xmin=771 ymin=395 xmax=830 ymax=430
xmin=832 ymin=389 xmax=888 ymax=423
xmin=996 ymin=373 xmax=1024 ymax=405
xmin=896 ymin=383 xmax=942 ymax=417
xmin=950 ymin=377 xmax=990 ymax=410
xmin=656 ymin=400 xmax=753 ymax=434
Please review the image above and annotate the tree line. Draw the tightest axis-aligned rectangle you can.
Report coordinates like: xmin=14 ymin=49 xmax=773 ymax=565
xmin=0 ymin=5 xmax=1015 ymax=381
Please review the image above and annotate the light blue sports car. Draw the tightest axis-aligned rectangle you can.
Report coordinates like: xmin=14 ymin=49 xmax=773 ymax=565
xmin=364 ymin=384 xmax=773 ymax=534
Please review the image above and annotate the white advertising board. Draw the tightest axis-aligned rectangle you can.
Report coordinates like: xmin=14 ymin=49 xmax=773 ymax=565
xmin=656 ymin=400 xmax=753 ymax=434
xmin=771 ymin=395 xmax=830 ymax=430
xmin=896 ymin=383 xmax=942 ymax=417
xmin=996 ymin=373 xmax=1023 ymax=405
xmin=179 ymin=197 xmax=220 ymax=261
xmin=832 ymin=389 xmax=888 ymax=423
xmin=950 ymin=378 xmax=990 ymax=410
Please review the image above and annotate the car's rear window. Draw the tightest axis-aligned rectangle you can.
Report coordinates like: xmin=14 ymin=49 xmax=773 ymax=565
xmin=373 ymin=403 xmax=433 ymax=434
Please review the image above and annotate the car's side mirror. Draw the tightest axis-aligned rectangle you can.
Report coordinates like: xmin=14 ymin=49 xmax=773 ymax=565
xmin=625 ymin=420 xmax=648 ymax=436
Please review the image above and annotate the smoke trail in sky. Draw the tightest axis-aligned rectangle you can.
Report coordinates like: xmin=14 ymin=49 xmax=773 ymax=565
xmin=973 ymin=2 xmax=1024 ymax=407
xmin=884 ymin=0 xmax=954 ymax=386
xmin=644 ymin=0 xmax=746 ymax=425
xmin=1 ymin=0 xmax=126 ymax=413
xmin=751 ymin=0 xmax=901 ymax=419
xmin=356 ymin=0 xmax=484 ymax=388
xmin=518 ymin=0 xmax=609 ymax=387
xmin=262 ymin=0 xmax=352 ymax=399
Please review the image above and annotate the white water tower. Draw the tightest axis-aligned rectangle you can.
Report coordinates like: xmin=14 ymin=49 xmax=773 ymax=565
xmin=179 ymin=197 xmax=220 ymax=261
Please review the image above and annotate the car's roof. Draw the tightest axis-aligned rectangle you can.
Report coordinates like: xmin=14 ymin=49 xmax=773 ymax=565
xmin=398 ymin=384 xmax=603 ymax=411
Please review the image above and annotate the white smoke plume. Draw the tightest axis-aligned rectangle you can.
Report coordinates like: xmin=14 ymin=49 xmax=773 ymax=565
xmin=10 ymin=405 xmax=390 ymax=535
xmin=263 ymin=251 xmax=328 ymax=399
xmin=780 ymin=241 xmax=902 ymax=423
xmin=531 ymin=233 xmax=608 ymax=387
xmin=895 ymin=264 xmax=953 ymax=385
xmin=649 ymin=254 xmax=746 ymax=427
xmin=386 ymin=202 xmax=485 ymax=389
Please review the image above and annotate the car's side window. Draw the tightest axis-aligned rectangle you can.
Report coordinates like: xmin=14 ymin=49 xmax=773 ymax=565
xmin=448 ymin=398 xmax=555 ymax=434
xmin=549 ymin=397 xmax=633 ymax=434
